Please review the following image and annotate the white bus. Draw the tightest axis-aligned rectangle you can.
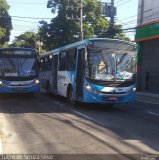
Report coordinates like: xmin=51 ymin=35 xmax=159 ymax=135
xmin=39 ymin=38 xmax=137 ymax=105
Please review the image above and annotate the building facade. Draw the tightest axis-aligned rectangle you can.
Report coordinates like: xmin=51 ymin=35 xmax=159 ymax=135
xmin=135 ymin=0 xmax=159 ymax=93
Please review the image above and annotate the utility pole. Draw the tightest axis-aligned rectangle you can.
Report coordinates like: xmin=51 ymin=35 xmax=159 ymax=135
xmin=80 ymin=0 xmax=83 ymax=40
xmin=102 ymin=0 xmax=116 ymax=38
xmin=110 ymin=0 xmax=115 ymax=38
xmin=66 ymin=0 xmax=83 ymax=40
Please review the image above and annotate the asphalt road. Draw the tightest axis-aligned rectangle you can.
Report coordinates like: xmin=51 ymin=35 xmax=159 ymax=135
xmin=0 ymin=93 xmax=158 ymax=159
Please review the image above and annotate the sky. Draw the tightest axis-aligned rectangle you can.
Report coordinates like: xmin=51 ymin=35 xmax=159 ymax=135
xmin=7 ymin=0 xmax=138 ymax=43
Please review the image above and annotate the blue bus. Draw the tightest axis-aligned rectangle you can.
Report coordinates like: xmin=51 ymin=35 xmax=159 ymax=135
xmin=39 ymin=38 xmax=137 ymax=105
xmin=0 ymin=47 xmax=40 ymax=94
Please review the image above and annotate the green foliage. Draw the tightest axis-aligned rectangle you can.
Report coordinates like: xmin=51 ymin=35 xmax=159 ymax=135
xmin=114 ymin=24 xmax=131 ymax=41
xmin=9 ymin=32 xmax=44 ymax=52
xmin=82 ymin=0 xmax=109 ymax=38
xmin=38 ymin=5 xmax=80 ymax=50
xmin=93 ymin=16 xmax=109 ymax=37
xmin=0 ymin=27 xmax=6 ymax=38
xmin=0 ymin=42 xmax=9 ymax=48
xmin=116 ymin=32 xmax=131 ymax=41
xmin=0 ymin=0 xmax=12 ymax=46
xmin=38 ymin=0 xmax=130 ymax=50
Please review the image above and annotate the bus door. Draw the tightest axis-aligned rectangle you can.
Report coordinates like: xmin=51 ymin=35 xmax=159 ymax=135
xmin=57 ymin=51 xmax=67 ymax=96
xmin=76 ymin=47 xmax=85 ymax=100
xmin=52 ymin=54 xmax=58 ymax=94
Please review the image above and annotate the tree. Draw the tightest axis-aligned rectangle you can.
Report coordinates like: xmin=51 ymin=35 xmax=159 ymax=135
xmin=82 ymin=0 xmax=109 ymax=38
xmin=0 ymin=0 xmax=12 ymax=46
xmin=39 ymin=0 xmax=109 ymax=50
xmin=114 ymin=24 xmax=131 ymax=41
xmin=10 ymin=32 xmax=44 ymax=52
xmin=39 ymin=0 xmax=81 ymax=50
xmin=101 ymin=24 xmax=131 ymax=41
xmin=38 ymin=0 xmax=130 ymax=50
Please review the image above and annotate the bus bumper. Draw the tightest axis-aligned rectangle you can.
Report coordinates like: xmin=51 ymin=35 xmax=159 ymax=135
xmin=0 ymin=84 xmax=40 ymax=94
xmin=83 ymin=90 xmax=136 ymax=104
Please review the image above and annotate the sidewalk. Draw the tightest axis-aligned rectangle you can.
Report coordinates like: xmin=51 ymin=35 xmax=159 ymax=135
xmin=136 ymin=92 xmax=159 ymax=105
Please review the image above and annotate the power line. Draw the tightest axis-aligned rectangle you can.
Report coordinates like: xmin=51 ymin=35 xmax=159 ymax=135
xmin=118 ymin=13 xmax=158 ymax=27
xmin=9 ymin=1 xmax=159 ymax=40
xmin=116 ymin=0 xmax=134 ymax=7
xmin=118 ymin=14 xmax=137 ymax=22
xmin=13 ymin=24 xmax=37 ymax=28
xmin=11 ymin=28 xmax=38 ymax=33
xmin=114 ymin=11 xmax=159 ymax=31
xmin=115 ymin=0 xmax=127 ymax=5
xmin=11 ymin=16 xmax=52 ymax=20
xmin=118 ymin=15 xmax=159 ymax=30
xmin=8 ymin=1 xmax=46 ymax=4
xmin=11 ymin=29 xmax=34 ymax=31
xmin=117 ymin=4 xmax=159 ymax=25
xmin=0 ymin=15 xmax=52 ymax=20
xmin=8 ymin=7 xmax=159 ymax=29
xmin=121 ymin=23 xmax=159 ymax=34
xmin=118 ymin=11 xmax=148 ymax=24
xmin=11 ymin=0 xmax=159 ymax=27
xmin=12 ymin=18 xmax=39 ymax=24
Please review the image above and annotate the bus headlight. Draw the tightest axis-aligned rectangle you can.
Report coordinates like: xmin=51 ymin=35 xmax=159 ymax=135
xmin=0 ymin=81 xmax=8 ymax=87
xmin=35 ymin=79 xmax=40 ymax=84
xmin=133 ymin=87 xmax=136 ymax=92
xmin=85 ymin=84 xmax=92 ymax=91
xmin=84 ymin=84 xmax=100 ymax=94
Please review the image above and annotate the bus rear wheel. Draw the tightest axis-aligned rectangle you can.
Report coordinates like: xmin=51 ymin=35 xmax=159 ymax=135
xmin=67 ymin=87 xmax=75 ymax=106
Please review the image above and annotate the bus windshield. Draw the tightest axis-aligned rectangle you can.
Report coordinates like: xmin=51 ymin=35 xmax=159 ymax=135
xmin=0 ymin=57 xmax=38 ymax=79
xmin=86 ymin=43 xmax=137 ymax=82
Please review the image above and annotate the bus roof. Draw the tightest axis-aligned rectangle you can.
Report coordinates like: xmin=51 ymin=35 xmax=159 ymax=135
xmin=40 ymin=38 xmax=135 ymax=57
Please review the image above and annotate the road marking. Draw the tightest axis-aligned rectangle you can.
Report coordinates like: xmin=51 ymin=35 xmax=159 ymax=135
xmin=0 ymin=138 xmax=3 ymax=154
xmin=71 ymin=109 xmax=95 ymax=121
xmin=50 ymin=100 xmax=115 ymax=128
xmin=147 ymin=111 xmax=159 ymax=117
xmin=136 ymin=99 xmax=159 ymax=105
xmin=52 ymin=101 xmax=97 ymax=122
xmin=54 ymin=101 xmax=65 ymax=107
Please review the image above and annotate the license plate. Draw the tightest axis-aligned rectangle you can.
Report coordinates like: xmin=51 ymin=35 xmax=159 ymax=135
xmin=109 ymin=97 xmax=117 ymax=100
xmin=15 ymin=88 xmax=25 ymax=91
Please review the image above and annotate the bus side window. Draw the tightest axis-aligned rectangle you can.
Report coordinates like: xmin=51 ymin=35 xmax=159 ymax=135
xmin=67 ymin=48 xmax=76 ymax=71
xmin=40 ymin=58 xmax=45 ymax=71
xmin=43 ymin=57 xmax=48 ymax=71
xmin=40 ymin=56 xmax=52 ymax=71
xmin=59 ymin=51 xmax=66 ymax=71
xmin=48 ymin=55 xmax=53 ymax=71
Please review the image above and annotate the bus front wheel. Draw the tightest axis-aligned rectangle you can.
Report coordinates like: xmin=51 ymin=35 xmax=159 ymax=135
xmin=67 ymin=87 xmax=75 ymax=106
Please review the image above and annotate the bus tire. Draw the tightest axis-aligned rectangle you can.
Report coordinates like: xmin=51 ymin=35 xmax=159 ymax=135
xmin=67 ymin=87 xmax=75 ymax=106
